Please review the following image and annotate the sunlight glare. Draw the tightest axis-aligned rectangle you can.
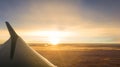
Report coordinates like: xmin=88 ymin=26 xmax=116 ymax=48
xmin=49 ymin=37 xmax=59 ymax=45
xmin=27 ymin=31 xmax=73 ymax=44
xmin=48 ymin=31 xmax=60 ymax=45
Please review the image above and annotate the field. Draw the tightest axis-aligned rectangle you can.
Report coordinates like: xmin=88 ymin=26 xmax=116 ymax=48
xmin=30 ymin=44 xmax=120 ymax=67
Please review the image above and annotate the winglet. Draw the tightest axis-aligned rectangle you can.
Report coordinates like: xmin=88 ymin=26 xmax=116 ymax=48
xmin=5 ymin=21 xmax=18 ymax=60
xmin=5 ymin=21 xmax=18 ymax=37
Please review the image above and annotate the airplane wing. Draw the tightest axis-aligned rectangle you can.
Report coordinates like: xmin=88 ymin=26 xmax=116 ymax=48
xmin=0 ymin=22 xmax=57 ymax=67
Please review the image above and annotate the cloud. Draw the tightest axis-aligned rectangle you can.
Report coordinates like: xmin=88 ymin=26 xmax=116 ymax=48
xmin=0 ymin=0 xmax=120 ymax=43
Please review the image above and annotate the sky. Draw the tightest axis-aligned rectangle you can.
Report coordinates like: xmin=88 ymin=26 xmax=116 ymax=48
xmin=0 ymin=0 xmax=120 ymax=44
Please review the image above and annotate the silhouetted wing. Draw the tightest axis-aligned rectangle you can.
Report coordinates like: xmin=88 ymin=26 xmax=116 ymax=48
xmin=6 ymin=21 xmax=18 ymax=59
xmin=0 ymin=22 xmax=57 ymax=67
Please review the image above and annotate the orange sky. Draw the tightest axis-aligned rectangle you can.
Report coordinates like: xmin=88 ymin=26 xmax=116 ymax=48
xmin=0 ymin=0 xmax=120 ymax=44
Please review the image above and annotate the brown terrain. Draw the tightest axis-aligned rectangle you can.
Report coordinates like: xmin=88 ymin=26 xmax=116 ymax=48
xmin=30 ymin=43 xmax=120 ymax=67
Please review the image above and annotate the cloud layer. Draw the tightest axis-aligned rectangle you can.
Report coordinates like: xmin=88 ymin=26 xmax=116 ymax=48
xmin=0 ymin=0 xmax=120 ymax=43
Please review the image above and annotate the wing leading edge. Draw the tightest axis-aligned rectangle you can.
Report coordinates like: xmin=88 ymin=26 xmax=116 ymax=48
xmin=6 ymin=21 xmax=18 ymax=60
xmin=0 ymin=22 xmax=57 ymax=67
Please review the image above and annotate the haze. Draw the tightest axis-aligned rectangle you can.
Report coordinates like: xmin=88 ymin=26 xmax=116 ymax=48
xmin=0 ymin=0 xmax=120 ymax=44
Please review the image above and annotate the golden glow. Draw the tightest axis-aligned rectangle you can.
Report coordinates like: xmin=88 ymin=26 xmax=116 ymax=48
xmin=25 ymin=31 xmax=73 ymax=44
xmin=49 ymin=37 xmax=59 ymax=45
xmin=28 ymin=31 xmax=72 ymax=37
xmin=47 ymin=31 xmax=61 ymax=45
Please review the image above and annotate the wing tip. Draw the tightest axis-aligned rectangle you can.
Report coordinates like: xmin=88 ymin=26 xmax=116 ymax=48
xmin=5 ymin=21 xmax=18 ymax=60
xmin=5 ymin=21 xmax=18 ymax=37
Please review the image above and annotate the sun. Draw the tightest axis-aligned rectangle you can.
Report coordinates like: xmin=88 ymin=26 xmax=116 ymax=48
xmin=48 ymin=31 xmax=61 ymax=45
xmin=49 ymin=37 xmax=59 ymax=45
xmin=28 ymin=31 xmax=72 ymax=45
